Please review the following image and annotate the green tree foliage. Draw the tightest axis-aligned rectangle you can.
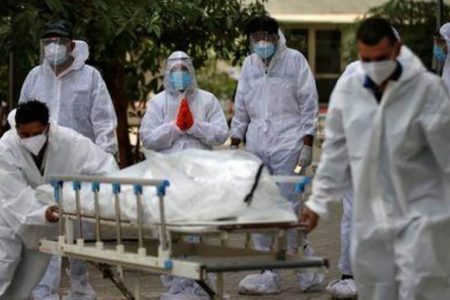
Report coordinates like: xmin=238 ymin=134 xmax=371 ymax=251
xmin=342 ymin=0 xmax=450 ymax=68
xmin=0 ymin=0 xmax=267 ymax=166
xmin=369 ymin=0 xmax=450 ymax=69
xmin=196 ymin=58 xmax=238 ymax=102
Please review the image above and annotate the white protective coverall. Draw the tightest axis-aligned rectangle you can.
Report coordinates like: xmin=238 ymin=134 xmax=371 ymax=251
xmin=140 ymin=51 xmax=229 ymax=153
xmin=439 ymin=23 xmax=450 ymax=91
xmin=19 ymin=40 xmax=117 ymax=299
xmin=0 ymin=123 xmax=118 ymax=299
xmin=306 ymin=45 xmax=450 ymax=299
xmin=231 ymin=30 xmax=318 ymax=249
xmin=231 ymin=31 xmax=321 ymax=292
xmin=335 ymin=61 xmax=359 ymax=277
xmin=140 ymin=51 xmax=228 ymax=299
xmin=19 ymin=40 xmax=118 ymax=154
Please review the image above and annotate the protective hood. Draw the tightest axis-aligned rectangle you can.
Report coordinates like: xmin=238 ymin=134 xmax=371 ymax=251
xmin=439 ymin=23 xmax=450 ymax=48
xmin=439 ymin=23 xmax=450 ymax=90
xmin=163 ymin=51 xmax=198 ymax=95
xmin=70 ymin=40 xmax=89 ymax=71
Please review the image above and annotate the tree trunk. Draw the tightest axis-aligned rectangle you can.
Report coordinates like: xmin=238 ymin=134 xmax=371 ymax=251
xmin=104 ymin=59 xmax=133 ymax=168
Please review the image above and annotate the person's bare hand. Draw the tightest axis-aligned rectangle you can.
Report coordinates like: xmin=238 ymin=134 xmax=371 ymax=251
xmin=45 ymin=206 xmax=59 ymax=223
xmin=300 ymin=206 xmax=319 ymax=233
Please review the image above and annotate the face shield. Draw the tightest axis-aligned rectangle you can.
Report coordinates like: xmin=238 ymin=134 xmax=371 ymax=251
xmin=163 ymin=51 xmax=197 ymax=94
xmin=40 ymin=37 xmax=72 ymax=69
xmin=250 ymin=31 xmax=278 ymax=60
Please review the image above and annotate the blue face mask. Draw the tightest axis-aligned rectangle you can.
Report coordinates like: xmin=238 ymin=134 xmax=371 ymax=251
xmin=169 ymin=71 xmax=192 ymax=91
xmin=434 ymin=44 xmax=447 ymax=62
xmin=253 ymin=41 xmax=276 ymax=59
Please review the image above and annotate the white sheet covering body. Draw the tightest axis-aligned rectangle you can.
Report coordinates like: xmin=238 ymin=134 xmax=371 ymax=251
xmin=37 ymin=150 xmax=297 ymax=225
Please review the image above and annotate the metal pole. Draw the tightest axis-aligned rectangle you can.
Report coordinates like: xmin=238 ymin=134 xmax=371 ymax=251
xmin=133 ymin=184 xmax=145 ymax=253
xmin=58 ymin=186 xmax=64 ymax=237
xmin=73 ymin=182 xmax=83 ymax=239
xmin=158 ymin=194 xmax=168 ymax=251
xmin=92 ymin=182 xmax=101 ymax=244
xmin=113 ymin=184 xmax=123 ymax=247
xmin=136 ymin=193 xmax=144 ymax=249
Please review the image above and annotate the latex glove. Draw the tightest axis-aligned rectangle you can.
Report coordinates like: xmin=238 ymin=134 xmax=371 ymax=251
xmin=298 ymin=145 xmax=313 ymax=168
xmin=176 ymin=99 xmax=194 ymax=131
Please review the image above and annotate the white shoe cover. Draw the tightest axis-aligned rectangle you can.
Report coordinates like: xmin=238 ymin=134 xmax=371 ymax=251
xmin=326 ymin=279 xmax=357 ymax=299
xmin=297 ymin=271 xmax=324 ymax=291
xmin=62 ymin=272 xmax=96 ymax=300
xmin=160 ymin=276 xmax=209 ymax=300
xmin=238 ymin=271 xmax=281 ymax=295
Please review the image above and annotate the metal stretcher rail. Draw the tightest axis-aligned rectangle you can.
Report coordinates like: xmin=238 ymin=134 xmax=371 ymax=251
xmin=40 ymin=174 xmax=327 ymax=300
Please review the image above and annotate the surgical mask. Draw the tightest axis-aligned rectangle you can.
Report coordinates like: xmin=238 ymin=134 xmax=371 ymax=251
xmin=21 ymin=134 xmax=48 ymax=156
xmin=44 ymin=43 xmax=68 ymax=66
xmin=361 ymin=60 xmax=397 ymax=86
xmin=169 ymin=71 xmax=192 ymax=91
xmin=434 ymin=44 xmax=447 ymax=62
xmin=253 ymin=41 xmax=276 ymax=59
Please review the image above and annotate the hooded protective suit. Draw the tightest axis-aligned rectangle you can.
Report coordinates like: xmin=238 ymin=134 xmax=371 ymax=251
xmin=307 ymin=46 xmax=450 ymax=299
xmin=140 ymin=51 xmax=229 ymax=153
xmin=231 ymin=31 xmax=317 ymax=173
xmin=439 ymin=23 xmax=450 ymax=92
xmin=0 ymin=123 xmax=118 ymax=299
xmin=232 ymin=31 xmax=322 ymax=294
xmin=231 ymin=30 xmax=318 ymax=248
xmin=19 ymin=40 xmax=117 ymax=154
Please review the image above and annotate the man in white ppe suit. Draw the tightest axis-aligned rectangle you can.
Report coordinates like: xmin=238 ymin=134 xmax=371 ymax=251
xmin=230 ymin=16 xmax=322 ymax=295
xmin=0 ymin=100 xmax=118 ymax=299
xmin=302 ymin=17 xmax=450 ymax=300
xmin=140 ymin=51 xmax=228 ymax=299
xmin=20 ymin=20 xmax=117 ymax=154
xmin=140 ymin=51 xmax=228 ymax=153
xmin=434 ymin=23 xmax=450 ymax=91
xmin=19 ymin=20 xmax=118 ymax=300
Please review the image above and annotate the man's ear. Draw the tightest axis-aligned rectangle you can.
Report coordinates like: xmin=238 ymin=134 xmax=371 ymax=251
xmin=68 ymin=41 xmax=76 ymax=52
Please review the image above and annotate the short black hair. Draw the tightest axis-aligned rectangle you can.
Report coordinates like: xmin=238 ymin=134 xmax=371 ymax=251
xmin=356 ymin=17 xmax=398 ymax=46
xmin=15 ymin=100 xmax=50 ymax=127
xmin=42 ymin=19 xmax=73 ymax=39
xmin=246 ymin=15 xmax=279 ymax=35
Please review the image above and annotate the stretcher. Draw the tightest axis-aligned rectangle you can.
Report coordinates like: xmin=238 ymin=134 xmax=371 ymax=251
xmin=39 ymin=174 xmax=328 ymax=299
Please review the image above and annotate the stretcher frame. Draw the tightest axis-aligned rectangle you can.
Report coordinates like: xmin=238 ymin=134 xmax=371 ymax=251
xmin=39 ymin=174 xmax=328 ymax=299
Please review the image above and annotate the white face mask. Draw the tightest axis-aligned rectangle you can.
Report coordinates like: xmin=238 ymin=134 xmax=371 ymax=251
xmin=44 ymin=43 xmax=68 ymax=66
xmin=21 ymin=134 xmax=48 ymax=156
xmin=361 ymin=60 xmax=397 ymax=85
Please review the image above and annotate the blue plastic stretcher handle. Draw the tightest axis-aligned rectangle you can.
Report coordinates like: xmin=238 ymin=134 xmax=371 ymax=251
xmin=157 ymin=180 xmax=170 ymax=197
xmin=51 ymin=180 xmax=63 ymax=203
xmin=133 ymin=184 xmax=143 ymax=195
xmin=91 ymin=182 xmax=100 ymax=192
xmin=72 ymin=181 xmax=81 ymax=191
xmin=112 ymin=183 xmax=121 ymax=194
